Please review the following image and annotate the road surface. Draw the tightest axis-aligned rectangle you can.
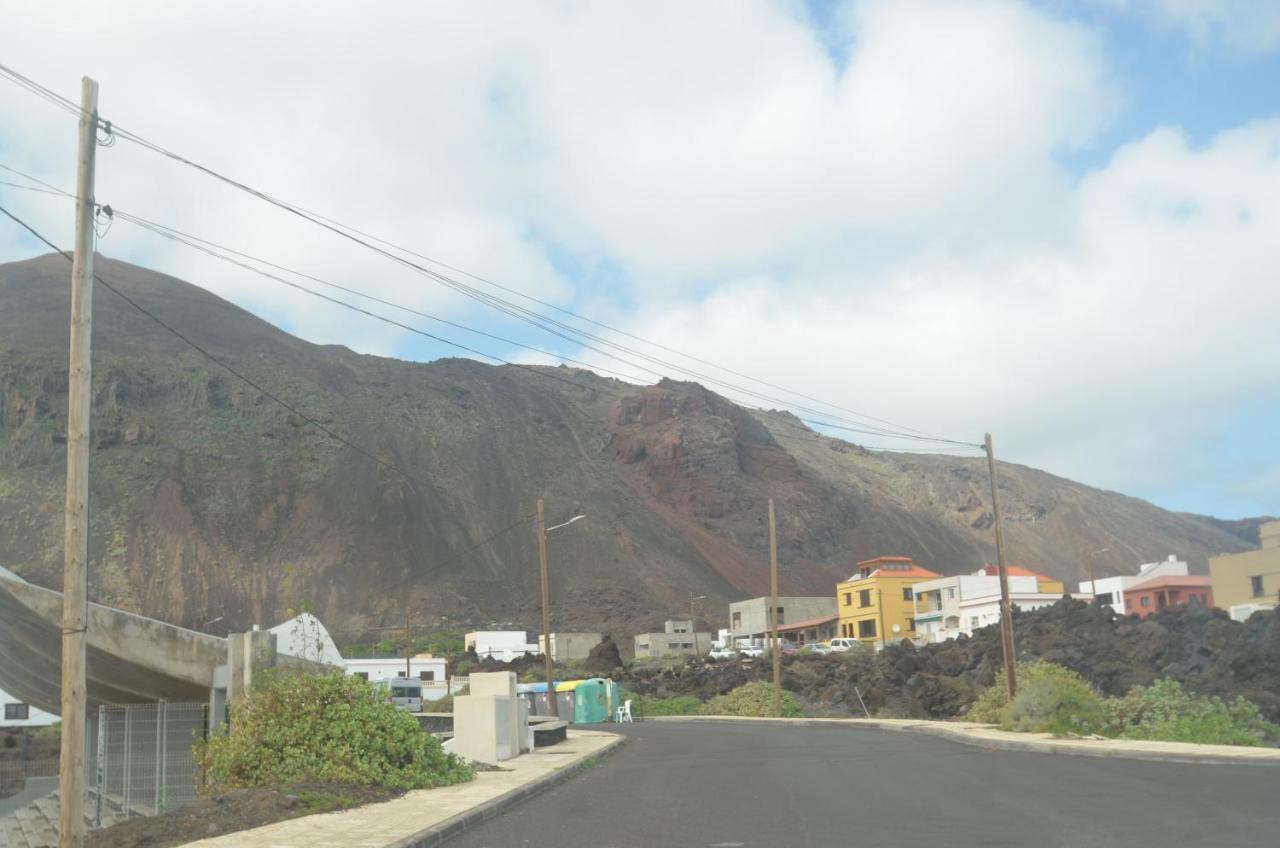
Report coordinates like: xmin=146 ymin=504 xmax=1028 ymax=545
xmin=446 ymin=720 xmax=1274 ymax=847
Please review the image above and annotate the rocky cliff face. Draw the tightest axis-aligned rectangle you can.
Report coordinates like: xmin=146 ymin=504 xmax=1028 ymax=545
xmin=0 ymin=254 xmax=1263 ymax=642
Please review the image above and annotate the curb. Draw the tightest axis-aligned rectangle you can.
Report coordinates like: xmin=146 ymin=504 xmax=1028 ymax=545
xmin=387 ymin=733 xmax=628 ymax=848
xmin=644 ymin=716 xmax=1280 ymax=766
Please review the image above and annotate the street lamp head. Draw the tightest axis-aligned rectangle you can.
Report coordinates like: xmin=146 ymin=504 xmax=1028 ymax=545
xmin=546 ymin=514 xmax=586 ymax=534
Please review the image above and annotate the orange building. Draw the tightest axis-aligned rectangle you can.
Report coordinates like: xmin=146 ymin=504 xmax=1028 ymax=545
xmin=1123 ymin=574 xmax=1213 ymax=619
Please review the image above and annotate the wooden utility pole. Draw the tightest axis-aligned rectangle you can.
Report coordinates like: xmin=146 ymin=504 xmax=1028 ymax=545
xmin=536 ymin=499 xmax=557 ymax=717
xmin=768 ymin=498 xmax=781 ymax=717
xmin=984 ymin=433 xmax=1017 ymax=700
xmin=59 ymin=76 xmax=99 ymax=848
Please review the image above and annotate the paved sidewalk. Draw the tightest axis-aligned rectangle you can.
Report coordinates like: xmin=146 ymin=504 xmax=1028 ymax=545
xmin=647 ymin=715 xmax=1280 ymax=764
xmin=182 ymin=730 xmax=623 ymax=848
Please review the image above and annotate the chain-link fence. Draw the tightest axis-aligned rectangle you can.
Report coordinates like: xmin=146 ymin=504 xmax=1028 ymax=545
xmin=0 ymin=729 xmax=60 ymax=801
xmin=91 ymin=702 xmax=208 ymax=826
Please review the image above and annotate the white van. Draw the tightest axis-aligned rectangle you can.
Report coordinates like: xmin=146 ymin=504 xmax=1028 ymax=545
xmin=374 ymin=677 xmax=423 ymax=712
xmin=826 ymin=638 xmax=860 ymax=652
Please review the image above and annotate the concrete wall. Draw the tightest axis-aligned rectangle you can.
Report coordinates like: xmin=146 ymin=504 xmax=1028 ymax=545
xmin=538 ymin=633 xmax=602 ymax=662
xmin=454 ymin=671 xmax=528 ymax=763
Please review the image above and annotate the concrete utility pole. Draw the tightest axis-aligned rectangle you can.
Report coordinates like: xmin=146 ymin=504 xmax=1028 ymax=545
xmin=59 ymin=75 xmax=99 ymax=848
xmin=768 ymin=498 xmax=781 ymax=717
xmin=536 ymin=499 xmax=557 ymax=717
xmin=984 ymin=433 xmax=1017 ymax=700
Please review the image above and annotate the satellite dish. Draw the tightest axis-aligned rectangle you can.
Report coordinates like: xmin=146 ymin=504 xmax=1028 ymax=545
xmin=891 ymin=624 xmax=902 ymax=633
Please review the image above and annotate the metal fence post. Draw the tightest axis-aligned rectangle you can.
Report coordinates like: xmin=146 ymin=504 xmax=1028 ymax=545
xmin=123 ymin=707 xmax=132 ymax=817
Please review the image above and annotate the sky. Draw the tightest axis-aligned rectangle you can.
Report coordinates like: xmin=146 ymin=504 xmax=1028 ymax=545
xmin=0 ymin=0 xmax=1277 ymax=520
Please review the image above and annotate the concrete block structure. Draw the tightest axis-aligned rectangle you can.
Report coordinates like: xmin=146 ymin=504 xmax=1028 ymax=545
xmin=538 ymin=632 xmax=602 ymax=663
xmin=633 ymin=620 xmax=712 ymax=657
xmin=728 ymin=597 xmax=837 ymax=645
xmin=1210 ymin=521 xmax=1280 ymax=620
xmin=453 ymin=671 xmax=528 ymax=764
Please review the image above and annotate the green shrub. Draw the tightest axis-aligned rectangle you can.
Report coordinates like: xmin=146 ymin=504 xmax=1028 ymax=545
xmin=632 ymin=695 xmax=704 ymax=716
xmin=195 ymin=672 xmax=474 ymax=791
xmin=1002 ymin=666 xmax=1103 ymax=735
xmin=1101 ymin=679 xmax=1280 ymax=746
xmin=702 ymin=682 xmax=803 ymax=718
xmin=967 ymin=662 xmax=1102 ymax=734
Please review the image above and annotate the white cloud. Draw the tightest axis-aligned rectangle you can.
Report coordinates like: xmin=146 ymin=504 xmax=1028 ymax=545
xmin=0 ymin=1 xmax=1276 ymax=513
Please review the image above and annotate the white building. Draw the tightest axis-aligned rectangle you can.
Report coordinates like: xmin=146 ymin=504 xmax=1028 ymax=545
xmin=465 ymin=631 xmax=541 ymax=661
xmin=1 ymin=685 xmax=57 ymax=728
xmin=913 ymin=566 xmax=1073 ymax=644
xmin=1079 ymin=555 xmax=1188 ymax=616
xmin=344 ymin=655 xmax=455 ymax=700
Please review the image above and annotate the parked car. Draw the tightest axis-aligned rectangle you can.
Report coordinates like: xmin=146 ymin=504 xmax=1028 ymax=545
xmin=826 ymin=638 xmax=860 ymax=652
xmin=737 ymin=645 xmax=764 ymax=657
xmin=709 ymin=646 xmax=738 ymax=659
xmin=801 ymin=642 xmax=830 ymax=655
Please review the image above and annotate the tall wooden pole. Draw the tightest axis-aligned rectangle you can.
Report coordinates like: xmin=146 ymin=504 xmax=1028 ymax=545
xmin=688 ymin=591 xmax=699 ymax=657
xmin=768 ymin=498 xmax=781 ymax=717
xmin=60 ymin=75 xmax=99 ymax=848
xmin=536 ymin=499 xmax=557 ymax=717
xmin=984 ymin=433 xmax=1017 ymax=700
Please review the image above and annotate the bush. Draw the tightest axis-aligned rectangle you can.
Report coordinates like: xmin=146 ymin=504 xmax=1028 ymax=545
xmin=632 ymin=695 xmax=704 ymax=717
xmin=1003 ymin=666 xmax=1103 ymax=735
xmin=702 ymin=682 xmax=803 ymax=718
xmin=195 ymin=672 xmax=474 ymax=791
xmin=967 ymin=662 xmax=1103 ymax=734
xmin=1101 ymin=679 xmax=1280 ymax=746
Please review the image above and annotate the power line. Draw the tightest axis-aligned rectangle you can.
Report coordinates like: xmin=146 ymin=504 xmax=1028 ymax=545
xmin=0 ymin=63 xmax=976 ymax=447
xmin=1 ymin=184 xmax=980 ymax=459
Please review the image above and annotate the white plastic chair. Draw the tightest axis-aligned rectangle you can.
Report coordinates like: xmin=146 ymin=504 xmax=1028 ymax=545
xmin=616 ymin=699 xmax=633 ymax=722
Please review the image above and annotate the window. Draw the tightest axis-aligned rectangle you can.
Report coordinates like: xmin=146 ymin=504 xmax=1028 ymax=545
xmin=1096 ymin=592 xmax=1113 ymax=606
xmin=902 ymin=587 xmax=913 ymax=601
xmin=906 ymin=618 xmax=915 ymax=631
xmin=843 ymin=592 xmax=852 ymax=606
xmin=4 ymin=703 xmax=30 ymax=721
xmin=857 ymin=620 xmax=877 ymax=638
xmin=732 ymin=611 xmax=742 ymax=629
xmin=354 ymin=672 xmax=369 ymax=681
xmin=776 ymin=607 xmax=785 ymax=625
xmin=419 ymin=670 xmax=436 ymax=681
xmin=1140 ymin=596 xmax=1150 ymax=608
xmin=858 ymin=589 xmax=872 ymax=608
xmin=969 ymin=616 xmax=979 ymax=629
xmin=946 ymin=588 xmax=955 ymax=599
xmin=1252 ymin=575 xmax=1265 ymax=597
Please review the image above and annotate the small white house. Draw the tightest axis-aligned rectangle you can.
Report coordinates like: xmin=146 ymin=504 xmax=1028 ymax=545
xmin=0 ymin=685 xmax=57 ymax=728
xmin=344 ymin=655 xmax=456 ymax=701
xmin=464 ymin=631 xmax=541 ymax=661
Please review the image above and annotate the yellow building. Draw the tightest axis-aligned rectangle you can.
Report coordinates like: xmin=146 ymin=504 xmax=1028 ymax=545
xmin=836 ymin=557 xmax=940 ymax=647
xmin=1209 ymin=520 xmax=1280 ymax=620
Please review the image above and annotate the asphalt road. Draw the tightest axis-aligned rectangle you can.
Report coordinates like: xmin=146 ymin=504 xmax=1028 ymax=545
xmin=446 ymin=721 xmax=1276 ymax=848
